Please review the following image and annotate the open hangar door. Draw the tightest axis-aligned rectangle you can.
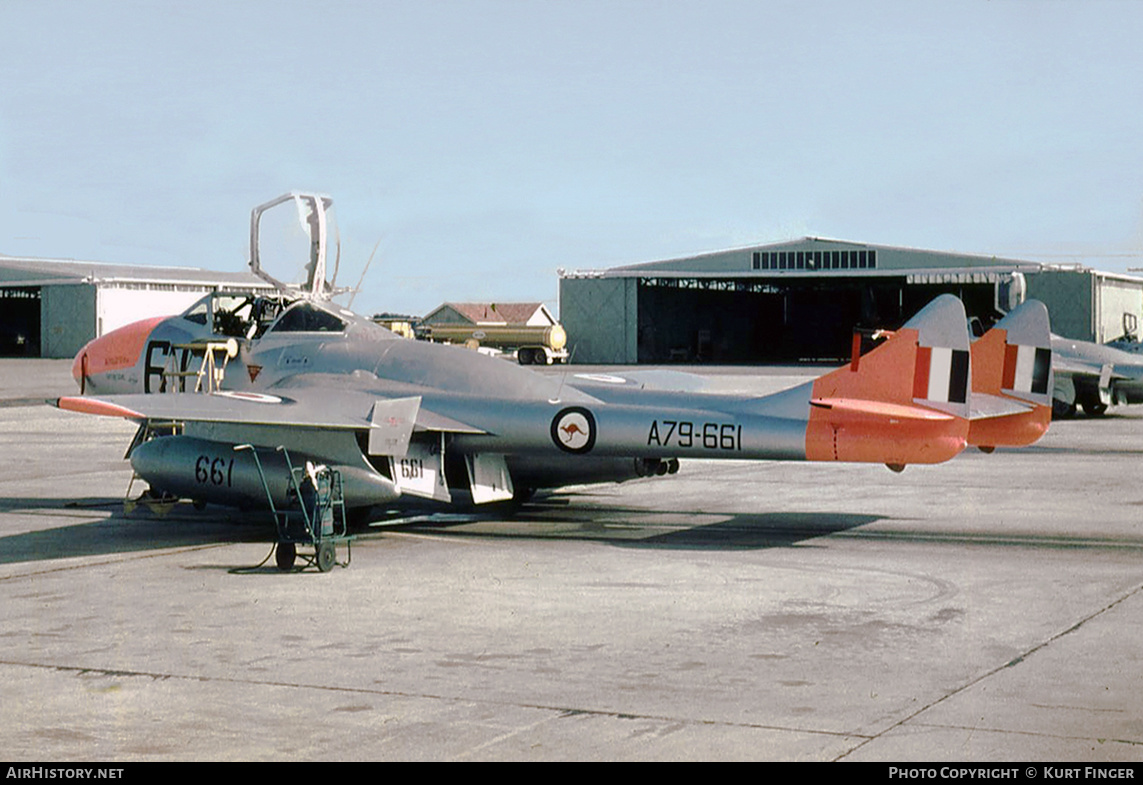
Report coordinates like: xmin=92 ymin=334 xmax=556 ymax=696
xmin=0 ymin=287 xmax=41 ymax=356
xmin=635 ymin=275 xmax=1008 ymax=364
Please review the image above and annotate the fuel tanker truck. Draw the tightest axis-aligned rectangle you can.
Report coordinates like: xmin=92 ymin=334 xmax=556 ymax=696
xmin=419 ymin=323 xmax=569 ymax=365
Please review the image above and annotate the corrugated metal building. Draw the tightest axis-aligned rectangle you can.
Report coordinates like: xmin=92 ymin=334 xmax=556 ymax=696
xmin=558 ymin=238 xmax=1143 ymax=364
xmin=0 ymin=256 xmax=274 ymax=358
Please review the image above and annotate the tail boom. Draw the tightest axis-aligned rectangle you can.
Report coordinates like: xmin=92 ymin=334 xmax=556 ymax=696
xmin=967 ymin=301 xmax=1053 ymax=449
xmin=807 ymin=320 xmax=968 ymax=466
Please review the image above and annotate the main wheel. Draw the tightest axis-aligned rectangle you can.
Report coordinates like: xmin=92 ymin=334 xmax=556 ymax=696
xmin=316 ymin=541 xmax=336 ymax=572
xmin=1082 ymin=401 xmax=1108 ymax=416
xmin=275 ymin=542 xmax=297 ymax=571
xmin=1052 ymin=399 xmax=1077 ymax=419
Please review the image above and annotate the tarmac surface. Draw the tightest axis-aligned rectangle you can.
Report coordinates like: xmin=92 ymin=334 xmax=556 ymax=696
xmin=2 ymin=359 xmax=1142 ymax=761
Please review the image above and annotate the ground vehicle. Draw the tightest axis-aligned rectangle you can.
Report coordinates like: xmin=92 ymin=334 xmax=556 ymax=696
xmin=420 ymin=322 xmax=568 ymax=364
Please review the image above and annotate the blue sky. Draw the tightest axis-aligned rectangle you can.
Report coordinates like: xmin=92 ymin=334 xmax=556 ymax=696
xmin=2 ymin=0 xmax=1142 ymax=318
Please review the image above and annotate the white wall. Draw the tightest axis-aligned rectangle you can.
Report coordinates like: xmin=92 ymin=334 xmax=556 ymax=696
xmin=96 ymin=285 xmax=208 ymax=336
xmin=1095 ymin=277 xmax=1143 ymax=343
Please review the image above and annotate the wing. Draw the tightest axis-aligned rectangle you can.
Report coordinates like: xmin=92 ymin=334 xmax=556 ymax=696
xmin=57 ymin=377 xmax=487 ymax=456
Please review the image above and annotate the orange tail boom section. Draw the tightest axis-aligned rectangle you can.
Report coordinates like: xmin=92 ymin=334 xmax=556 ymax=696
xmin=807 ymin=327 xmax=968 ymax=465
xmin=967 ymin=300 xmax=1053 ymax=449
xmin=806 ymin=295 xmax=971 ymax=467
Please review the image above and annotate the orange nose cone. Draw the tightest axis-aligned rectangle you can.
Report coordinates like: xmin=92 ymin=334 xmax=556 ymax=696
xmin=72 ymin=316 xmax=166 ymax=390
xmin=71 ymin=349 xmax=85 ymax=388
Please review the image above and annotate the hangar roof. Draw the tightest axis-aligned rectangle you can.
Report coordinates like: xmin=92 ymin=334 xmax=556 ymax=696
xmin=560 ymin=237 xmax=1045 ymax=278
xmin=0 ymin=255 xmax=273 ymax=289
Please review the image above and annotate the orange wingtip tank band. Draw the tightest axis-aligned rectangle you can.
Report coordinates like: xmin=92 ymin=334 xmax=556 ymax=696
xmin=56 ymin=397 xmax=145 ymax=420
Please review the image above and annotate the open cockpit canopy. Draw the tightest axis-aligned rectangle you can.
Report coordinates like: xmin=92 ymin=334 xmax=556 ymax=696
xmin=248 ymin=193 xmax=340 ymax=299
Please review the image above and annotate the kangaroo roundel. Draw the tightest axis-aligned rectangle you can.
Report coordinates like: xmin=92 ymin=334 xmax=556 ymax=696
xmin=551 ymin=407 xmax=596 ymax=454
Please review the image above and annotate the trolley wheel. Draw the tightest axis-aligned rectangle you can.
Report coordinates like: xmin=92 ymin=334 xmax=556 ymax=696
xmin=275 ymin=541 xmax=297 ymax=571
xmin=316 ymin=541 xmax=336 ymax=572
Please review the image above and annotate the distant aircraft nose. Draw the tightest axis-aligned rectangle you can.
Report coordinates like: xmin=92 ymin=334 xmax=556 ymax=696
xmin=72 ymin=316 xmax=168 ymax=392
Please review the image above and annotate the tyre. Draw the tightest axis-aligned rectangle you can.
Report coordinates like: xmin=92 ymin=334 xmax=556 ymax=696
xmin=316 ymin=542 xmax=336 ymax=572
xmin=1051 ymin=399 xmax=1077 ymax=419
xmin=275 ymin=542 xmax=297 ymax=571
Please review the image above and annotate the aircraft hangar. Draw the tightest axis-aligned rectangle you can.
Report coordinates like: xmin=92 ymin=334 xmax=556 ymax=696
xmin=558 ymin=238 xmax=1143 ymax=364
xmin=0 ymin=256 xmax=274 ymax=358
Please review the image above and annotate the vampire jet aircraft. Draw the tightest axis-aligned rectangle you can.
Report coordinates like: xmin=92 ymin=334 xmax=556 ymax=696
xmin=55 ymin=193 xmax=1053 ymax=567
xmin=1050 ymin=333 xmax=1143 ymax=417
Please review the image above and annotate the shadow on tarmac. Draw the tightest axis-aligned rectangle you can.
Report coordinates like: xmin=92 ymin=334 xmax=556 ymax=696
xmin=385 ymin=502 xmax=883 ymax=551
xmin=11 ymin=488 xmax=1143 ymax=567
xmin=0 ymin=493 xmax=884 ymax=564
xmin=0 ymin=497 xmax=270 ymax=564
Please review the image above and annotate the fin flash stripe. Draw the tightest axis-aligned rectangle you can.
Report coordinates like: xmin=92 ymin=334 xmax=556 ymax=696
xmin=914 ymin=346 xmax=969 ymax=404
xmin=1002 ymin=344 xmax=1051 ymax=395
